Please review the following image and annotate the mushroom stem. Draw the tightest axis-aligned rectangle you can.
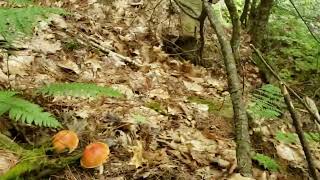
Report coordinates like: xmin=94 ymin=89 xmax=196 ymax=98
xmin=98 ymin=165 xmax=104 ymax=175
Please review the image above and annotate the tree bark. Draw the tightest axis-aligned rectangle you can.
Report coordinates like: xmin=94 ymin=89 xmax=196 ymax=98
xmin=203 ymin=0 xmax=252 ymax=176
xmin=240 ymin=0 xmax=251 ymax=26
xmin=249 ymin=0 xmax=274 ymax=48
xmin=225 ymin=0 xmax=241 ymax=65
xmin=248 ymin=0 xmax=257 ymax=30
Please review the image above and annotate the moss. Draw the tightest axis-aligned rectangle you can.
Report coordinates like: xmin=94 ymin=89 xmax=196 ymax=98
xmin=145 ymin=100 xmax=166 ymax=115
xmin=188 ymin=96 xmax=233 ymax=118
xmin=63 ymin=40 xmax=81 ymax=51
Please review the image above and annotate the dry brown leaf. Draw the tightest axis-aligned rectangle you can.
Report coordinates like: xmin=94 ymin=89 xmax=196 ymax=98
xmin=129 ymin=141 xmax=147 ymax=168
xmin=228 ymin=173 xmax=255 ymax=180
xmin=183 ymin=81 xmax=204 ymax=92
xmin=0 ymin=150 xmax=19 ymax=175
xmin=57 ymin=59 xmax=81 ymax=74
xmin=276 ymin=143 xmax=303 ymax=162
xmin=2 ymin=53 xmax=34 ymax=76
xmin=28 ymin=34 xmax=61 ymax=54
xmin=148 ymin=89 xmax=170 ymax=100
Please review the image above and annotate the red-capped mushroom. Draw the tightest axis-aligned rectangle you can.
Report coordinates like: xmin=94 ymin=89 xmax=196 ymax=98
xmin=52 ymin=130 xmax=79 ymax=153
xmin=80 ymin=142 xmax=110 ymax=174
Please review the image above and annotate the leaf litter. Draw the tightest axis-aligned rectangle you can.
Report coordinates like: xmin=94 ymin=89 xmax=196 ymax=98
xmin=0 ymin=0 xmax=318 ymax=179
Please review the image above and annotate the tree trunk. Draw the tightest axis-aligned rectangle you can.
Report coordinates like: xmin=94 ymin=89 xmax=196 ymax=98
xmin=203 ymin=0 xmax=252 ymax=177
xmin=249 ymin=0 xmax=274 ymax=48
xmin=248 ymin=0 xmax=257 ymax=29
xmin=248 ymin=0 xmax=275 ymax=83
xmin=240 ymin=0 xmax=251 ymax=26
xmin=225 ymin=0 xmax=241 ymax=65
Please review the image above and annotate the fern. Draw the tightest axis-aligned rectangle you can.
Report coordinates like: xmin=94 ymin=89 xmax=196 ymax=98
xmin=0 ymin=6 xmax=65 ymax=41
xmin=253 ymin=153 xmax=280 ymax=172
xmin=0 ymin=91 xmax=61 ymax=128
xmin=38 ymin=82 xmax=123 ymax=98
xmin=275 ymin=131 xmax=298 ymax=144
xmin=276 ymin=131 xmax=320 ymax=144
xmin=7 ymin=0 xmax=33 ymax=6
xmin=248 ymin=84 xmax=285 ymax=119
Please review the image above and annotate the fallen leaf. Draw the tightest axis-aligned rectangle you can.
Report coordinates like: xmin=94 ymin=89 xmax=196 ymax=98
xmin=183 ymin=80 xmax=203 ymax=92
xmin=129 ymin=141 xmax=147 ymax=168
xmin=148 ymin=88 xmax=170 ymax=99
xmin=276 ymin=143 xmax=303 ymax=162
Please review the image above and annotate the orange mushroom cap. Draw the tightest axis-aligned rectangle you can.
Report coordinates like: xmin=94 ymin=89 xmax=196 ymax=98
xmin=52 ymin=130 xmax=79 ymax=153
xmin=80 ymin=142 xmax=110 ymax=168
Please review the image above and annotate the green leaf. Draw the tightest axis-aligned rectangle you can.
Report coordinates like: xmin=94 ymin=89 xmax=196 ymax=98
xmin=248 ymin=84 xmax=285 ymax=119
xmin=132 ymin=114 xmax=147 ymax=124
xmin=0 ymin=6 xmax=66 ymax=42
xmin=253 ymin=153 xmax=280 ymax=172
xmin=38 ymin=83 xmax=123 ymax=98
xmin=0 ymin=90 xmax=61 ymax=128
xmin=276 ymin=132 xmax=297 ymax=144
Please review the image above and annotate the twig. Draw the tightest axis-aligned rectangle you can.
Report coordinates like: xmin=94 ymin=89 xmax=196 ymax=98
xmin=75 ymin=32 xmax=142 ymax=68
xmin=288 ymin=0 xmax=320 ymax=44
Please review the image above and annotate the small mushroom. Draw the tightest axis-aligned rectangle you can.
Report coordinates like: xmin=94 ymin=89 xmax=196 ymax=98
xmin=52 ymin=130 xmax=79 ymax=153
xmin=80 ymin=142 xmax=110 ymax=174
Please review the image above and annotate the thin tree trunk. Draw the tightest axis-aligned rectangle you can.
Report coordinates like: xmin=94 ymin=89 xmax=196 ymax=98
xmin=248 ymin=0 xmax=275 ymax=82
xmin=250 ymin=0 xmax=274 ymax=48
xmin=248 ymin=0 xmax=257 ymax=29
xmin=198 ymin=7 xmax=207 ymax=66
xmin=281 ymin=84 xmax=319 ymax=180
xmin=225 ymin=0 xmax=241 ymax=65
xmin=240 ymin=0 xmax=251 ymax=26
xmin=203 ymin=0 xmax=252 ymax=176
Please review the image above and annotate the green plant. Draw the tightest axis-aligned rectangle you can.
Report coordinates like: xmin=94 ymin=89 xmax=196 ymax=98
xmin=7 ymin=0 xmax=33 ymax=6
xmin=145 ymin=100 xmax=166 ymax=114
xmin=304 ymin=132 xmax=320 ymax=142
xmin=266 ymin=0 xmax=320 ymax=88
xmin=38 ymin=82 xmax=123 ymax=98
xmin=275 ymin=131 xmax=298 ymax=144
xmin=63 ymin=40 xmax=81 ymax=51
xmin=276 ymin=131 xmax=320 ymax=144
xmin=0 ymin=6 xmax=66 ymax=42
xmin=188 ymin=96 xmax=234 ymax=118
xmin=253 ymin=153 xmax=280 ymax=172
xmin=0 ymin=91 xmax=61 ymax=128
xmin=247 ymin=84 xmax=285 ymax=119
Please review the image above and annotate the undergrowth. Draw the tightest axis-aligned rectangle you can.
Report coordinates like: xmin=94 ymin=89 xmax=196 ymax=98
xmin=248 ymin=84 xmax=285 ymax=119
xmin=0 ymin=5 xmax=66 ymax=42
xmin=38 ymin=82 xmax=123 ymax=98
xmin=276 ymin=131 xmax=320 ymax=144
xmin=266 ymin=0 xmax=320 ymax=95
xmin=0 ymin=91 xmax=61 ymax=128
xmin=253 ymin=153 xmax=280 ymax=172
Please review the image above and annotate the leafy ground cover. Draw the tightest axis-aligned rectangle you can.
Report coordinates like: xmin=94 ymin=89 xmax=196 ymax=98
xmin=0 ymin=0 xmax=319 ymax=179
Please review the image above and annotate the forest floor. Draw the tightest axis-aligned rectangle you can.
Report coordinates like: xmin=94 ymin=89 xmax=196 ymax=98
xmin=0 ymin=0 xmax=319 ymax=179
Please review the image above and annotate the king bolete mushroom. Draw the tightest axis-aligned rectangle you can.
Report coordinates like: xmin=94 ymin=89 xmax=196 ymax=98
xmin=80 ymin=142 xmax=110 ymax=174
xmin=52 ymin=130 xmax=79 ymax=153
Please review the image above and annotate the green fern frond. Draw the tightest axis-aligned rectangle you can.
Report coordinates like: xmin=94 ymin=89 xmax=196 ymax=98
xmin=0 ymin=91 xmax=18 ymax=99
xmin=248 ymin=84 xmax=285 ymax=119
xmin=7 ymin=0 xmax=33 ymax=6
xmin=253 ymin=153 xmax=280 ymax=172
xmin=0 ymin=91 xmax=61 ymax=128
xmin=0 ymin=6 xmax=66 ymax=41
xmin=276 ymin=131 xmax=320 ymax=144
xmin=275 ymin=131 xmax=298 ymax=144
xmin=304 ymin=132 xmax=320 ymax=142
xmin=38 ymin=83 xmax=123 ymax=98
